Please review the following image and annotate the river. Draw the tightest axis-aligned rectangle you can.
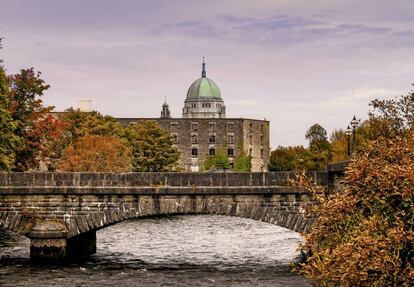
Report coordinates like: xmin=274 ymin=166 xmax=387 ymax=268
xmin=0 ymin=215 xmax=310 ymax=286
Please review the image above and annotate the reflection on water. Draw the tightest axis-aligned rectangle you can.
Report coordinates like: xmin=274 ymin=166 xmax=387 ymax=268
xmin=0 ymin=215 xmax=310 ymax=287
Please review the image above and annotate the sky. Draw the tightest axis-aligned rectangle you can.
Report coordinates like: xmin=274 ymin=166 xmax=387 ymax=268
xmin=1 ymin=0 xmax=414 ymax=147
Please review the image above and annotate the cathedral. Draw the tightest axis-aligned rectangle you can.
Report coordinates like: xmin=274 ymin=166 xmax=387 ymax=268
xmin=118 ymin=60 xmax=270 ymax=172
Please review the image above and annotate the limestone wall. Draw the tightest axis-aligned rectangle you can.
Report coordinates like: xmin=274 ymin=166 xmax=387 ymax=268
xmin=0 ymin=172 xmax=328 ymax=239
xmin=0 ymin=171 xmax=327 ymax=188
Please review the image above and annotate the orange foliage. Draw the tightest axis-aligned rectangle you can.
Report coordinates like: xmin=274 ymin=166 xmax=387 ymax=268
xmin=296 ymin=132 xmax=414 ymax=286
xmin=59 ymin=135 xmax=131 ymax=172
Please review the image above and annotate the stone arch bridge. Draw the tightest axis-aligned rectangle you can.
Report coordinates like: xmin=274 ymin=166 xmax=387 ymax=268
xmin=0 ymin=171 xmax=331 ymax=263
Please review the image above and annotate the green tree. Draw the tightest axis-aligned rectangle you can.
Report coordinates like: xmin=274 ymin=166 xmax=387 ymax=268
xmin=269 ymin=146 xmax=296 ymax=171
xmin=269 ymin=145 xmax=312 ymax=171
xmin=305 ymin=123 xmax=330 ymax=151
xmin=233 ymin=149 xmax=252 ymax=172
xmin=305 ymin=123 xmax=332 ymax=169
xmin=59 ymin=135 xmax=131 ymax=172
xmin=203 ymin=149 xmax=231 ymax=171
xmin=127 ymin=120 xmax=180 ymax=172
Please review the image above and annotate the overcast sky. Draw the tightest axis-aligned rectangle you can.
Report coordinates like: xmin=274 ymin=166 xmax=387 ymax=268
xmin=1 ymin=0 xmax=414 ymax=147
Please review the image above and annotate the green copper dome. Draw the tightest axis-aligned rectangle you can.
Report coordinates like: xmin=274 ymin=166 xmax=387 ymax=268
xmin=186 ymin=77 xmax=221 ymax=100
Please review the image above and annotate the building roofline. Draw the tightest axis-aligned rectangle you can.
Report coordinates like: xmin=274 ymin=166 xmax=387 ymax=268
xmin=116 ymin=117 xmax=270 ymax=123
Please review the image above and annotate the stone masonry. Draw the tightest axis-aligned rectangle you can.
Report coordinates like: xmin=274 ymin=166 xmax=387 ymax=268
xmin=117 ymin=118 xmax=270 ymax=172
xmin=0 ymin=171 xmax=328 ymax=263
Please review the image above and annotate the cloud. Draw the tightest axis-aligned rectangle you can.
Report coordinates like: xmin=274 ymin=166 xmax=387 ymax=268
xmin=152 ymin=14 xmax=414 ymax=48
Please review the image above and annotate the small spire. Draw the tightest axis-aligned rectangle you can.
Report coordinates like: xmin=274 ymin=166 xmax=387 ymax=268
xmin=201 ymin=57 xmax=206 ymax=78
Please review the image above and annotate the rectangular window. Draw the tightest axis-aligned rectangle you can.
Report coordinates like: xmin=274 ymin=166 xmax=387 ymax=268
xmin=260 ymin=124 xmax=264 ymax=133
xmin=192 ymin=148 xmax=198 ymax=157
xmin=191 ymin=122 xmax=198 ymax=131
xmin=249 ymin=148 xmax=252 ymax=156
xmin=209 ymin=122 xmax=216 ymax=132
xmin=171 ymin=134 xmax=178 ymax=144
xmin=260 ymin=135 xmax=264 ymax=145
xmin=209 ymin=135 xmax=216 ymax=143
xmin=191 ymin=135 xmax=198 ymax=144
xmin=249 ymin=134 xmax=253 ymax=145
xmin=228 ymin=148 xmax=234 ymax=157
xmin=249 ymin=123 xmax=253 ymax=133
xmin=227 ymin=123 xmax=234 ymax=132
xmin=209 ymin=148 xmax=215 ymax=156
xmin=261 ymin=148 xmax=264 ymax=158
xmin=227 ymin=135 xmax=234 ymax=143
xmin=170 ymin=123 xmax=177 ymax=132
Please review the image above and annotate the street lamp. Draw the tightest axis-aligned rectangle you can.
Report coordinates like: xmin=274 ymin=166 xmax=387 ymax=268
xmin=345 ymin=125 xmax=352 ymax=157
xmin=350 ymin=115 xmax=359 ymax=153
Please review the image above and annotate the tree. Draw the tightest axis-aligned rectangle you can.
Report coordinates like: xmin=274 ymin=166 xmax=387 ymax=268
xmin=233 ymin=149 xmax=252 ymax=172
xmin=296 ymin=131 xmax=414 ymax=286
xmin=59 ymin=135 xmax=131 ymax=172
xmin=0 ymin=63 xmax=18 ymax=170
xmin=366 ymin=91 xmax=414 ymax=139
xmin=59 ymin=108 xmax=125 ymax=142
xmin=6 ymin=68 xmax=65 ymax=171
xmin=329 ymin=129 xmax=349 ymax=162
xmin=269 ymin=146 xmax=313 ymax=171
xmin=305 ymin=123 xmax=330 ymax=151
xmin=127 ymin=120 xmax=180 ymax=172
xmin=203 ymin=149 xmax=231 ymax=171
xmin=51 ymin=108 xmax=126 ymax=170
xmin=305 ymin=123 xmax=332 ymax=169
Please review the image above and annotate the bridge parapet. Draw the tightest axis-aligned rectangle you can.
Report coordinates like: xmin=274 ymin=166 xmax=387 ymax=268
xmin=0 ymin=171 xmax=327 ymax=188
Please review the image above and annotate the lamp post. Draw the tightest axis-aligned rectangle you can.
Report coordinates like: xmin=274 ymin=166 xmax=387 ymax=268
xmin=350 ymin=115 xmax=359 ymax=154
xmin=345 ymin=125 xmax=352 ymax=157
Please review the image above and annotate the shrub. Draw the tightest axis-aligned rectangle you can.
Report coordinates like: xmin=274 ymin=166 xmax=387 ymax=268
xmin=296 ymin=132 xmax=414 ymax=286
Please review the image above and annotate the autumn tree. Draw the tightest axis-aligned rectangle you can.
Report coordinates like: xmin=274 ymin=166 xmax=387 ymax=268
xmin=0 ymin=40 xmax=18 ymax=170
xmin=126 ymin=120 xmax=180 ymax=172
xmin=329 ymin=128 xmax=349 ymax=162
xmin=296 ymin=132 xmax=414 ymax=286
xmin=366 ymin=91 xmax=414 ymax=139
xmin=50 ymin=108 xmax=127 ymax=170
xmin=59 ymin=135 xmax=131 ymax=172
xmin=6 ymin=68 xmax=65 ymax=171
xmin=59 ymin=108 xmax=125 ymax=142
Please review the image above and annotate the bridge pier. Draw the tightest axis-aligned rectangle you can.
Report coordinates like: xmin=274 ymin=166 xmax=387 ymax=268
xmin=27 ymin=221 xmax=97 ymax=264
xmin=27 ymin=221 xmax=68 ymax=265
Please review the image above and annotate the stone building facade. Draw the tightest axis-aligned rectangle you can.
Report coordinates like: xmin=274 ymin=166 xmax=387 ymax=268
xmin=118 ymin=117 xmax=269 ymax=172
xmin=117 ymin=60 xmax=270 ymax=172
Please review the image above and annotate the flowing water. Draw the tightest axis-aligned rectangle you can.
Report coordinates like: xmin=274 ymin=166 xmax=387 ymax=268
xmin=0 ymin=215 xmax=310 ymax=286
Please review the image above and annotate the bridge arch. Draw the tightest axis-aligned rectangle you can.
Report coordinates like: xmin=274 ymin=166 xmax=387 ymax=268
xmin=60 ymin=193 xmax=315 ymax=238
